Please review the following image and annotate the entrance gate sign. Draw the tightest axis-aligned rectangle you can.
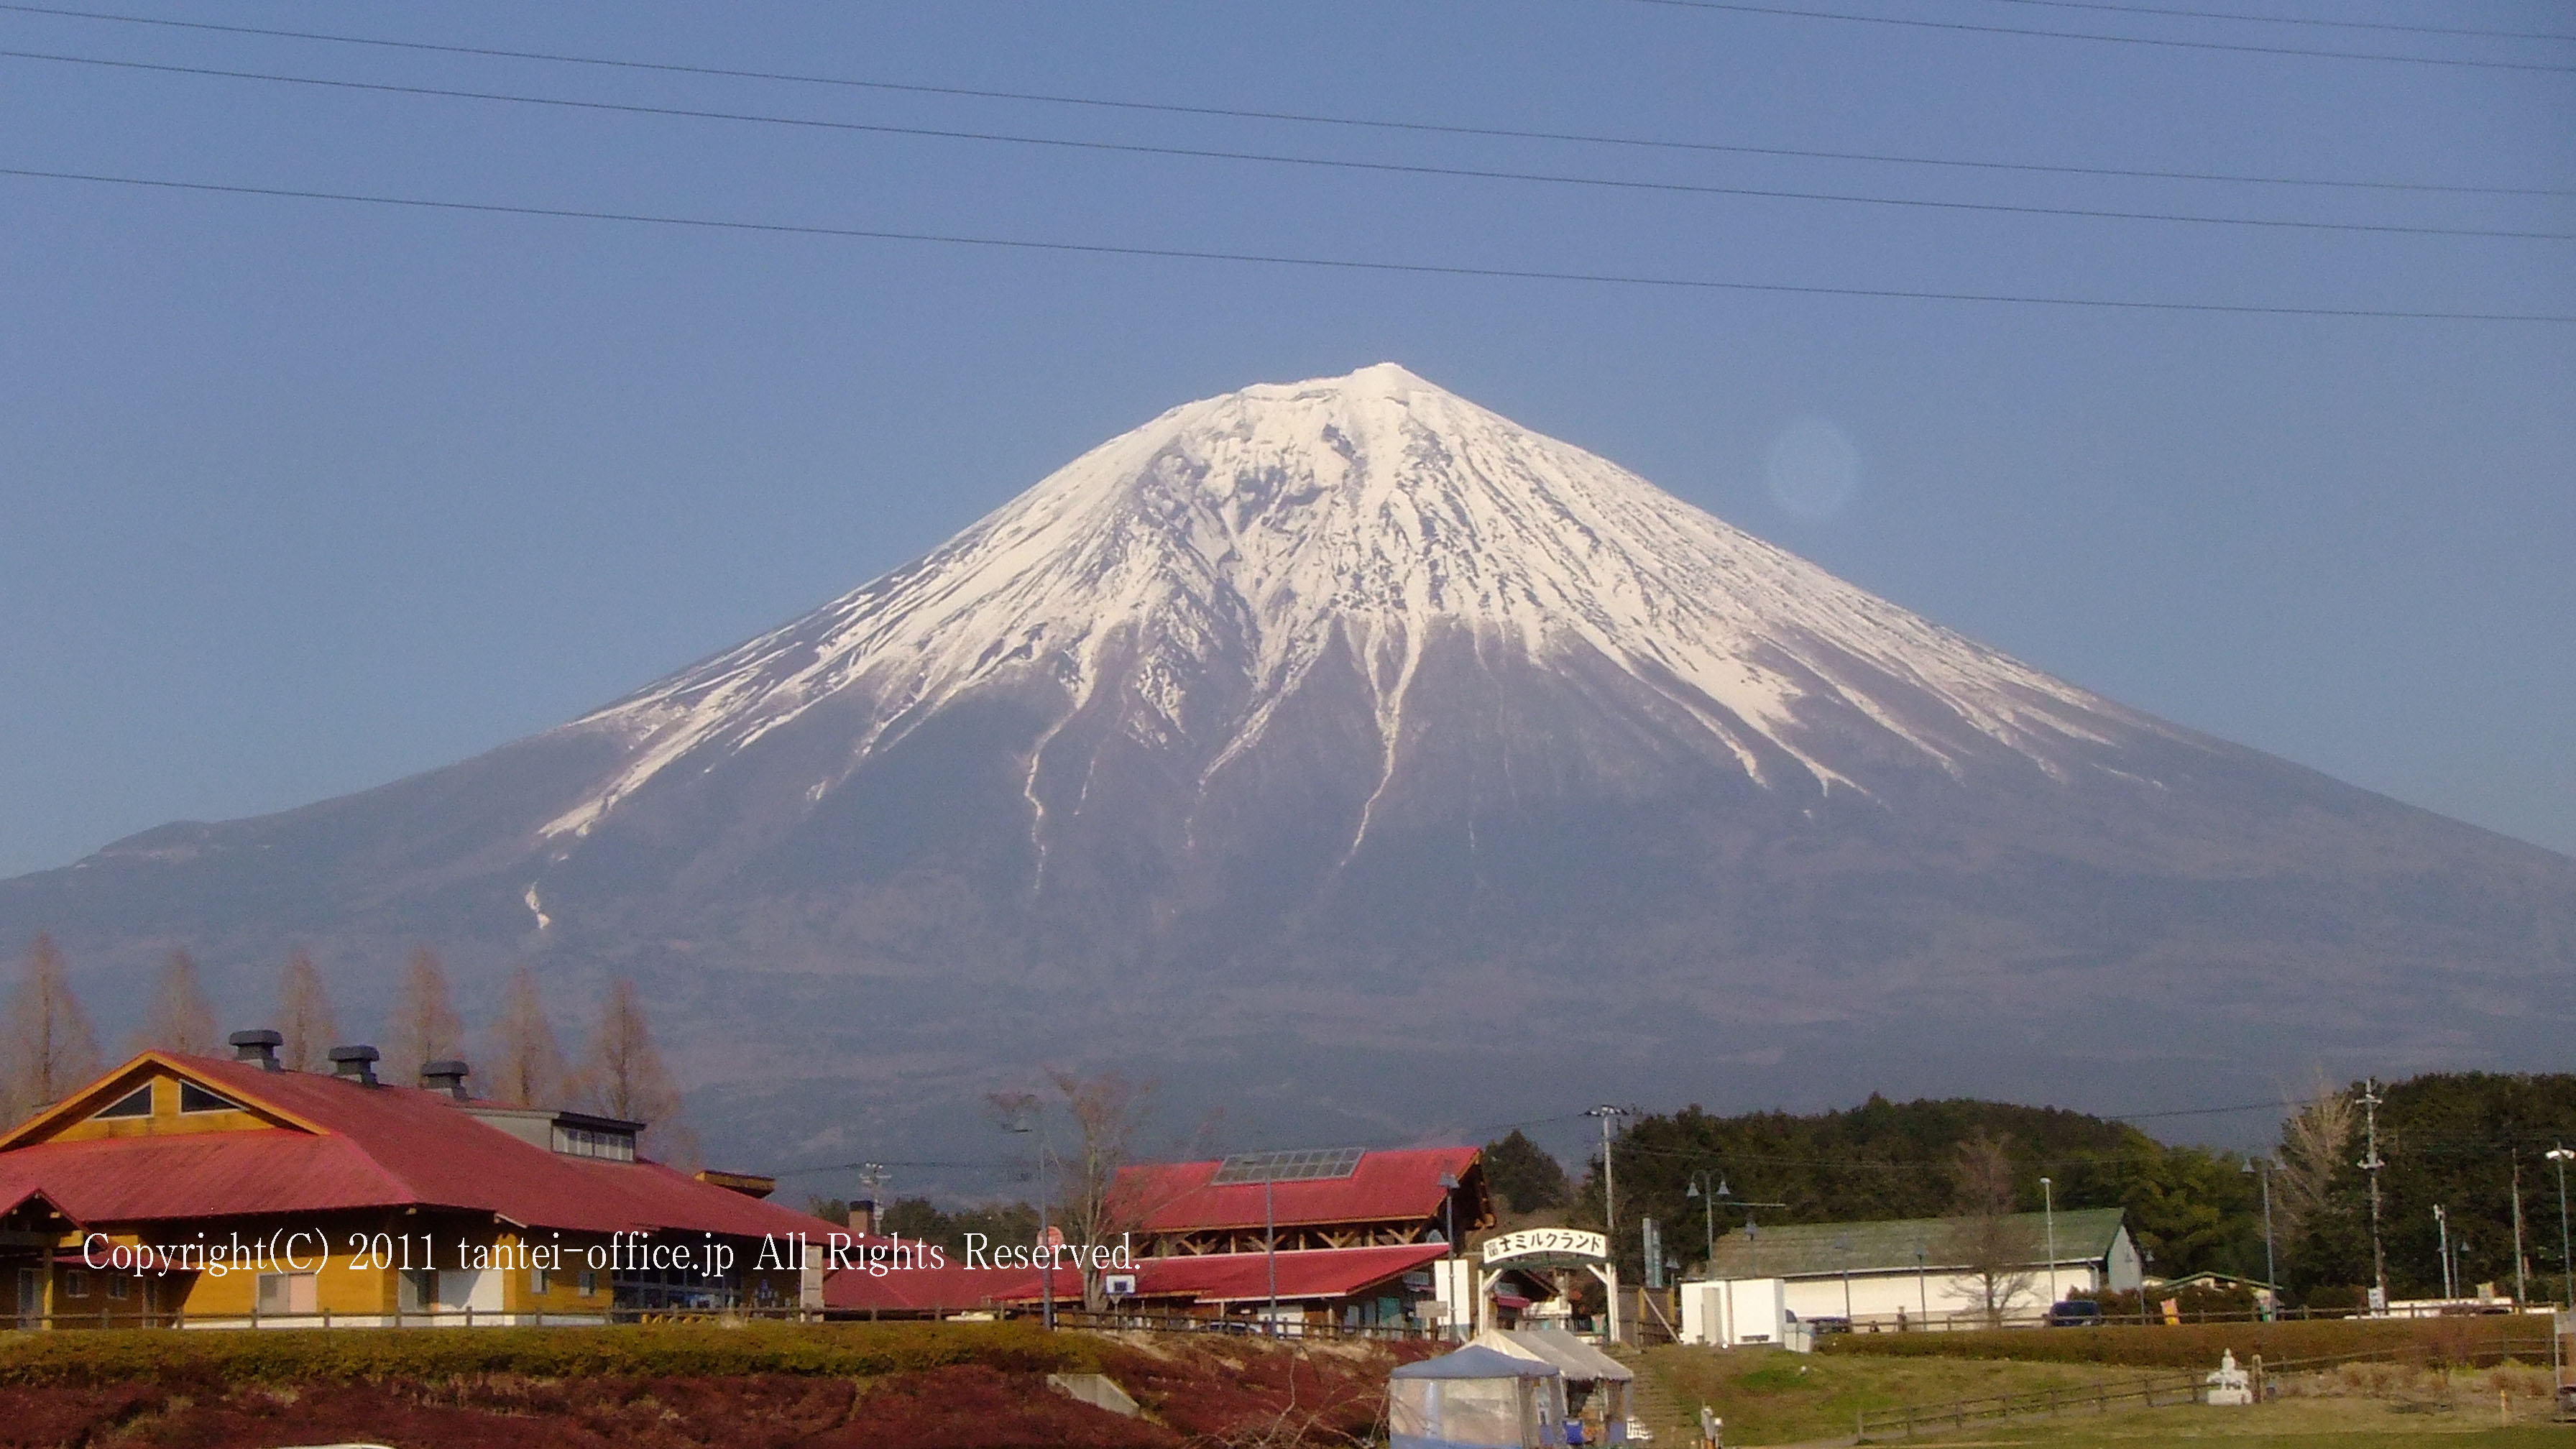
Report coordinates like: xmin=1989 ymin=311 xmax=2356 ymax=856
xmin=1482 ymin=1228 xmax=1607 ymax=1267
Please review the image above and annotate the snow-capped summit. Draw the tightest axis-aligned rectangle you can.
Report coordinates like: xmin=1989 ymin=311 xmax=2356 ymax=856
xmin=544 ymin=364 xmax=2157 ymax=844
xmin=7 ymin=365 xmax=2567 ymax=1169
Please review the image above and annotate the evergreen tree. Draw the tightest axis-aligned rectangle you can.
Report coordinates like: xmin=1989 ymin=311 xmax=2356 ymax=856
xmin=1484 ymin=1128 xmax=1572 ymax=1213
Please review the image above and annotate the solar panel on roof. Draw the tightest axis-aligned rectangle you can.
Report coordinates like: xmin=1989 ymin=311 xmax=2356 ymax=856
xmin=1208 ymin=1145 xmax=1365 ymax=1185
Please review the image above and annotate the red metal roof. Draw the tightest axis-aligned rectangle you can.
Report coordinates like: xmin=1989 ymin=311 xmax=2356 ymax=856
xmin=1128 ymin=1243 xmax=1448 ymax=1304
xmin=822 ymin=1241 xmax=1448 ymax=1312
xmin=1114 ymin=1146 xmax=1479 ymax=1233
xmin=820 ymin=1256 xmax=1062 ymax=1314
xmin=0 ymin=1053 xmax=822 ymax=1243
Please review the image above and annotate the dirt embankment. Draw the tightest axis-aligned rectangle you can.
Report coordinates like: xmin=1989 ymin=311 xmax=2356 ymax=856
xmin=0 ymin=1328 xmax=1430 ymax=1448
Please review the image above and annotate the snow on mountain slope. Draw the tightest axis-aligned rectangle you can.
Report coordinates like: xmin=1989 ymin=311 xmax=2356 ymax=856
xmin=542 ymin=363 xmax=2162 ymax=843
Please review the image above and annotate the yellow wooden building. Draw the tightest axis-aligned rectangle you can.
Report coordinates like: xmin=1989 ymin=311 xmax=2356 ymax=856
xmin=0 ymin=1034 xmax=822 ymax=1328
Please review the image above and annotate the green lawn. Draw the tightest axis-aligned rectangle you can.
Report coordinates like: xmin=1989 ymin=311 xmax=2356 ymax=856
xmin=1632 ymin=1346 xmax=2576 ymax=1447
xmin=1909 ymin=1396 xmax=2574 ymax=1445
xmin=1637 ymin=1346 xmax=2127 ymax=1444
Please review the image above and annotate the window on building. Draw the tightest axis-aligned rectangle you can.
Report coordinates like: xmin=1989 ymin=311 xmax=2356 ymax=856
xmin=106 ymin=1275 xmax=129 ymax=1301
xmin=254 ymin=1272 xmax=316 ymax=1317
xmin=90 ymin=1085 xmax=151 ymax=1120
xmin=177 ymin=1081 xmax=241 ymax=1114
xmin=579 ymin=1269 xmax=598 ymax=1297
xmin=63 ymin=1271 xmax=87 ymax=1299
xmin=398 ymin=1269 xmax=435 ymax=1313
xmin=549 ymin=1123 xmax=638 ymax=1162
xmin=531 ymin=1266 xmax=549 ymax=1297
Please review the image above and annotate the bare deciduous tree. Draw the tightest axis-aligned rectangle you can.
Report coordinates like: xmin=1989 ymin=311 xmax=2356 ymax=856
xmin=1938 ymin=1131 xmax=2040 ymax=1328
xmin=277 ymin=949 xmax=337 ymax=1072
xmin=1045 ymin=1067 xmax=1157 ymax=1309
xmin=484 ymin=966 xmax=566 ymax=1108
xmin=4 ymin=934 xmax=102 ymax=1121
xmin=138 ymin=947 xmax=220 ymax=1056
xmin=385 ymin=946 xmax=465 ymax=1085
xmin=574 ymin=978 xmax=692 ymax=1165
xmin=2273 ymin=1071 xmax=2356 ymax=1249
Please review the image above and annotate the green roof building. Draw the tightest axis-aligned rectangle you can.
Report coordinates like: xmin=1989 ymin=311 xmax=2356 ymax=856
xmin=1696 ymin=1208 xmax=2139 ymax=1330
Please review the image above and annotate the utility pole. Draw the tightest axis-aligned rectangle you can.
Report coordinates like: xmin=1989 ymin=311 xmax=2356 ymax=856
xmin=856 ymin=1162 xmax=891 ymax=1231
xmin=2514 ymin=1156 xmax=2530 ymax=1309
xmin=1439 ymin=1170 xmax=1463 ymax=1340
xmin=2436 ymin=1205 xmax=2453 ymax=1302
xmin=2360 ymin=1077 xmax=2388 ymax=1313
xmin=2252 ymin=1159 xmax=2276 ymax=1317
xmin=2040 ymin=1177 xmax=2057 ymax=1309
xmin=1588 ymin=1105 xmax=1624 ymax=1344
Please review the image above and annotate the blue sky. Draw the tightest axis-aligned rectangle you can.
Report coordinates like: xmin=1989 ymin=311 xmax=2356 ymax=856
xmin=2 ymin=0 xmax=2570 ymax=879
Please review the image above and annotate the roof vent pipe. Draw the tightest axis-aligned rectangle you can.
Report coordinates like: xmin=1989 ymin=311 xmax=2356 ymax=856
xmin=326 ymin=1044 xmax=380 ymax=1086
xmin=420 ymin=1059 xmax=471 ymax=1100
xmin=227 ymin=1029 xmax=283 ymax=1071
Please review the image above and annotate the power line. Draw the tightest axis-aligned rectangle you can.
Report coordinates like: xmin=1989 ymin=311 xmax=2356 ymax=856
xmin=1 ymin=4 xmax=2562 ymax=198
xmin=1621 ymin=0 xmax=2576 ymax=71
xmin=11 ymin=48 xmax=2567 ymax=244
xmin=1981 ymin=0 xmax=2576 ymax=43
xmin=9 ymin=165 xmax=2567 ymax=323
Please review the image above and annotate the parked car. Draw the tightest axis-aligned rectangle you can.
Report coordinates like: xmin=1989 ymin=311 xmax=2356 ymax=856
xmin=2046 ymin=1299 xmax=2104 ymax=1327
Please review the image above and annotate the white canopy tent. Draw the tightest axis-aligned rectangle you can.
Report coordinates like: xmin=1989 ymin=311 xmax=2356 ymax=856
xmin=1389 ymin=1343 xmax=1567 ymax=1449
xmin=1473 ymin=1328 xmax=1634 ymax=1443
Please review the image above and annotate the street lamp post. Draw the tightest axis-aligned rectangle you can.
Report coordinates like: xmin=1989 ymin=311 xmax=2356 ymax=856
xmin=996 ymin=1099 xmax=1054 ymax=1331
xmin=1685 ymin=1171 xmax=1726 ymax=1271
xmin=2039 ymin=1177 xmax=2056 ymax=1310
xmin=2547 ymin=1148 xmax=2575 ymax=1313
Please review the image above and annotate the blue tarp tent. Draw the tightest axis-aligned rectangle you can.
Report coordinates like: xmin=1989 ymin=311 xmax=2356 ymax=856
xmin=1389 ymin=1343 xmax=1567 ymax=1449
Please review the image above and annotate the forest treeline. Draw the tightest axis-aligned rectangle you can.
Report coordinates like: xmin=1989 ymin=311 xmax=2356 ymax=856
xmin=1494 ymin=1080 xmax=2576 ymax=1306
xmin=0 ymin=931 xmax=695 ymax=1162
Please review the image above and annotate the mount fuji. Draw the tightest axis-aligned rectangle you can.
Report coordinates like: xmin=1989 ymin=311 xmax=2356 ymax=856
xmin=6 ymin=364 xmax=2569 ymax=1166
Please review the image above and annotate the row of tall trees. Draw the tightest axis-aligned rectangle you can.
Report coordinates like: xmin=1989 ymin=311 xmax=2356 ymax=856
xmin=1 ymin=933 xmax=688 ymax=1159
xmin=1553 ymin=1076 xmax=2576 ymax=1306
xmin=1565 ymin=1094 xmax=2268 ymax=1286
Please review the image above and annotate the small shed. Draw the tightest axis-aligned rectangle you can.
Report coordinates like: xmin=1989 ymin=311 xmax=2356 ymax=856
xmin=1389 ymin=1343 xmax=1565 ymax=1449
xmin=1473 ymin=1328 xmax=1634 ymax=1443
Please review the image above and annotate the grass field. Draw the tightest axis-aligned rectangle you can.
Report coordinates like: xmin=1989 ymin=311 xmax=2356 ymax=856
xmin=1887 ymin=1396 xmax=2575 ymax=1445
xmin=1637 ymin=1346 xmax=2126 ymax=1443
xmin=1633 ymin=1346 xmax=2576 ymax=1447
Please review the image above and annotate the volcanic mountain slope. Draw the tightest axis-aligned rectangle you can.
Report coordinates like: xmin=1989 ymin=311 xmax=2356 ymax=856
xmin=6 ymin=364 xmax=2569 ymax=1161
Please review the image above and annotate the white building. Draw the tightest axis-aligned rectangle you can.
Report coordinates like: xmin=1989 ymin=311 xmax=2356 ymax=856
xmin=1688 ymin=1207 xmax=2139 ymax=1332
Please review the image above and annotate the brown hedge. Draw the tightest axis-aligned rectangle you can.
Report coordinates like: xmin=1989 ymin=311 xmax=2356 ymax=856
xmin=0 ymin=1320 xmax=1098 ymax=1387
xmin=1816 ymin=1316 xmax=2550 ymax=1371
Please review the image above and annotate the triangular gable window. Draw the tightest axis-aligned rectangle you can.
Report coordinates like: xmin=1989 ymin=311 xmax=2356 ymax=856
xmin=90 ymin=1085 xmax=152 ymax=1120
xmin=178 ymin=1082 xmax=240 ymax=1115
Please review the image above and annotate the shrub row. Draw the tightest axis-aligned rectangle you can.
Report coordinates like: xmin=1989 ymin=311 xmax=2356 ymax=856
xmin=1817 ymin=1316 xmax=2551 ymax=1371
xmin=0 ymin=1320 xmax=1098 ymax=1387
